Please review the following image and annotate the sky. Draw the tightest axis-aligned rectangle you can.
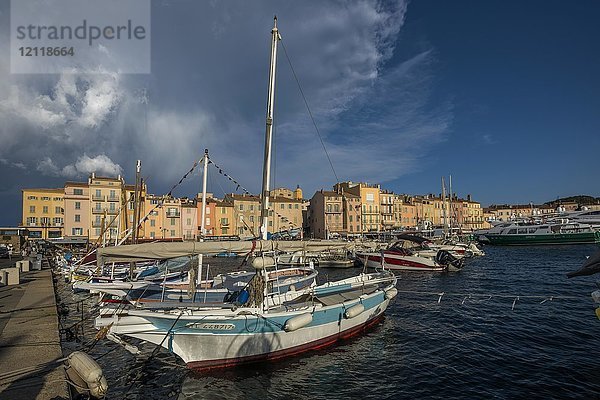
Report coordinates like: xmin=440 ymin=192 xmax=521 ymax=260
xmin=1 ymin=0 xmax=599 ymax=226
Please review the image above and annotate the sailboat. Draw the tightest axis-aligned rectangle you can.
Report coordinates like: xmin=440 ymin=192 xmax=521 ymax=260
xmin=94 ymin=17 xmax=398 ymax=370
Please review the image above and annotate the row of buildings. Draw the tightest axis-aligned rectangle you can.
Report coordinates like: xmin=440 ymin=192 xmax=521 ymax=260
xmin=20 ymin=175 xmax=492 ymax=242
xmin=307 ymin=181 xmax=486 ymax=238
xmin=20 ymin=174 xmax=600 ymax=242
xmin=21 ymin=174 xmax=305 ymax=241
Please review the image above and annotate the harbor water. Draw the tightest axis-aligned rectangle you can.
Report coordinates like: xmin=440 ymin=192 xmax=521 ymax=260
xmin=58 ymin=245 xmax=600 ymax=399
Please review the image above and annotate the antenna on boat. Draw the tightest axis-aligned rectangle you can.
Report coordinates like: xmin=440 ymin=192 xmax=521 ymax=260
xmin=259 ymin=16 xmax=281 ymax=241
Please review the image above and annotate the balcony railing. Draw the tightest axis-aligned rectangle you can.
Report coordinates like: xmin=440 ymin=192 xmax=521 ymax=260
xmin=106 ymin=196 xmax=119 ymax=202
xmin=92 ymin=195 xmax=105 ymax=201
xmin=92 ymin=207 xmax=119 ymax=214
xmin=166 ymin=211 xmax=180 ymax=217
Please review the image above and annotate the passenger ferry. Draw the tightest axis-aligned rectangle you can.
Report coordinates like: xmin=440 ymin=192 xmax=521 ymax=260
xmin=479 ymin=221 xmax=600 ymax=245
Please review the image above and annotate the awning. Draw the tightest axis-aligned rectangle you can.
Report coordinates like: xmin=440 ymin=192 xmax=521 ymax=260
xmin=96 ymin=240 xmax=354 ymax=265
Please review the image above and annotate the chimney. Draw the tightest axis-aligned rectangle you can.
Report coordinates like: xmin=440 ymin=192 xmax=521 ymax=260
xmin=467 ymin=194 xmax=472 ymax=202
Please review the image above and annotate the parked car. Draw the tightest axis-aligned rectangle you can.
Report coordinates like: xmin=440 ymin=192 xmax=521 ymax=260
xmin=0 ymin=246 xmax=9 ymax=259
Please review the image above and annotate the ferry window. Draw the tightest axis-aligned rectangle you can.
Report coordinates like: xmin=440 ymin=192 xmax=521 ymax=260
xmin=507 ymin=229 xmax=517 ymax=234
xmin=528 ymin=228 xmax=536 ymax=233
xmin=518 ymin=228 xmax=527 ymax=234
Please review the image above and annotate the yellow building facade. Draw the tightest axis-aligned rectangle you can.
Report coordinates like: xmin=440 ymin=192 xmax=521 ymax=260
xmin=21 ymin=188 xmax=64 ymax=239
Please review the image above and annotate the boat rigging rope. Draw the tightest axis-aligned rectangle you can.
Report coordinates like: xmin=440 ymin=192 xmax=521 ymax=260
xmin=280 ymin=38 xmax=339 ymax=184
xmin=393 ymin=289 xmax=582 ymax=310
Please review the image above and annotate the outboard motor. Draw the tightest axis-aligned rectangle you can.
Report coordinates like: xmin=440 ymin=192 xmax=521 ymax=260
xmin=435 ymin=250 xmax=463 ymax=271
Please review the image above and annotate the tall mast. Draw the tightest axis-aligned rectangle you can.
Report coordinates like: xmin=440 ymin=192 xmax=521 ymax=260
xmin=132 ymin=160 xmax=141 ymax=243
xmin=200 ymin=149 xmax=209 ymax=239
xmin=449 ymin=174 xmax=453 ymax=231
xmin=441 ymin=177 xmax=448 ymax=237
xmin=197 ymin=149 xmax=209 ymax=290
xmin=260 ymin=16 xmax=281 ymax=240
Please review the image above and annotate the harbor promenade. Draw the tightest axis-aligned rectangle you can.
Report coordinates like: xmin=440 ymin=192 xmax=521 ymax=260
xmin=0 ymin=257 xmax=70 ymax=400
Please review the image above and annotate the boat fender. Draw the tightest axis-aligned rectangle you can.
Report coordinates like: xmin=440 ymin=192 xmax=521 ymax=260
xmin=284 ymin=313 xmax=312 ymax=332
xmin=385 ymin=287 xmax=398 ymax=300
xmin=344 ymin=303 xmax=365 ymax=319
xmin=237 ymin=289 xmax=250 ymax=305
xmin=64 ymin=351 xmax=108 ymax=399
xmin=251 ymin=256 xmax=277 ymax=270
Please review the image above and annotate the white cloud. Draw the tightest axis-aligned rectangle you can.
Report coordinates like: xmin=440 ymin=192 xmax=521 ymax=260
xmin=36 ymin=154 xmax=122 ymax=178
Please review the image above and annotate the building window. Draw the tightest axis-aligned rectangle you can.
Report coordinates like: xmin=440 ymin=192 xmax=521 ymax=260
xmin=187 ymin=218 xmax=192 ymax=225
xmin=268 ymin=221 xmax=273 ymax=226
xmin=250 ymin=205 xmax=254 ymax=211
xmin=249 ymin=216 xmax=254 ymax=223
xmin=221 ymin=218 xmax=228 ymax=225
xmin=170 ymin=218 xmax=175 ymax=226
xmin=206 ymin=217 xmax=211 ymax=225
xmin=73 ymin=189 xmax=83 ymax=195
xmin=26 ymin=217 xmax=37 ymax=225
xmin=29 ymin=206 xmax=35 ymax=213
xmin=55 ymin=206 xmax=62 ymax=214
xmin=170 ymin=230 xmax=175 ymax=237
xmin=109 ymin=190 xmax=116 ymax=199
xmin=27 ymin=195 xmax=37 ymax=200
xmin=280 ymin=204 xmax=284 ymax=209
xmin=42 ymin=196 xmax=50 ymax=201
xmin=221 ymin=207 xmax=226 ymax=214
xmin=75 ymin=214 xmax=80 ymax=222
xmin=95 ymin=228 xmax=101 ymax=236
xmin=239 ymin=204 xmax=244 ymax=211
xmin=206 ymin=207 xmax=210 ymax=215
xmin=150 ymin=220 xmax=155 ymax=227
xmin=150 ymin=232 xmax=155 ymax=239
xmin=75 ymin=202 xmax=81 ymax=210
xmin=295 ymin=204 xmax=299 ymax=209
xmin=288 ymin=204 xmax=292 ymax=209
xmin=95 ymin=189 xmax=101 ymax=197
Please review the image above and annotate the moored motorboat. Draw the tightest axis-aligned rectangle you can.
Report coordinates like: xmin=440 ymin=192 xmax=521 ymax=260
xmin=356 ymin=235 xmax=463 ymax=272
xmin=480 ymin=221 xmax=600 ymax=245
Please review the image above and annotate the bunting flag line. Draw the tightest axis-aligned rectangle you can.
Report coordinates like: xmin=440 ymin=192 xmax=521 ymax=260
xmin=166 ymin=157 xmax=204 ymax=197
xmin=208 ymin=160 xmax=252 ymax=195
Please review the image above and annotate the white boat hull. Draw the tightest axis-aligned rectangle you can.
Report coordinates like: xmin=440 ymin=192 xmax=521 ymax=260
xmin=96 ymin=274 xmax=396 ymax=369
xmin=358 ymin=251 xmax=446 ymax=272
